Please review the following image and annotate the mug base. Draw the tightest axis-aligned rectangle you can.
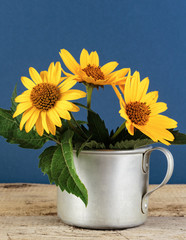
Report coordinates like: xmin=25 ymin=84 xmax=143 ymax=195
xmin=58 ymin=213 xmax=147 ymax=230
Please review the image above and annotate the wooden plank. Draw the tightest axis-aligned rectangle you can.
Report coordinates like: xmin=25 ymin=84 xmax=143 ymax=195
xmin=0 ymin=216 xmax=185 ymax=240
xmin=0 ymin=183 xmax=185 ymax=217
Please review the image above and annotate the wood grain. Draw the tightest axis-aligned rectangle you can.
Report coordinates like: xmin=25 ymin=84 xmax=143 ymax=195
xmin=0 ymin=184 xmax=186 ymax=240
xmin=0 ymin=184 xmax=185 ymax=217
xmin=0 ymin=216 xmax=185 ymax=240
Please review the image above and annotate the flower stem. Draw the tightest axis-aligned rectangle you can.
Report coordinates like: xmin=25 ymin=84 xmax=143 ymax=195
xmin=86 ymin=85 xmax=93 ymax=109
xmin=111 ymin=121 xmax=126 ymax=141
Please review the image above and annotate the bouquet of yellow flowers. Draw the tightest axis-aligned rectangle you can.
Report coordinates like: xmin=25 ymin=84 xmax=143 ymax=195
xmin=0 ymin=49 xmax=185 ymax=205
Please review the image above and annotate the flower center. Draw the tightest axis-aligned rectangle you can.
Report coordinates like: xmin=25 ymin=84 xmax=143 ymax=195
xmin=30 ymin=83 xmax=60 ymax=110
xmin=82 ymin=64 xmax=104 ymax=81
xmin=126 ymin=101 xmax=151 ymax=125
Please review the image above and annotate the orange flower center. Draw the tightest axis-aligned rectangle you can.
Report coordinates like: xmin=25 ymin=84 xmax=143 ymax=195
xmin=30 ymin=83 xmax=60 ymax=110
xmin=126 ymin=101 xmax=151 ymax=125
xmin=82 ymin=64 xmax=104 ymax=81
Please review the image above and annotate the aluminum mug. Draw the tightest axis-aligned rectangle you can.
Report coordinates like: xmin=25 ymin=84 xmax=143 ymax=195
xmin=57 ymin=146 xmax=174 ymax=229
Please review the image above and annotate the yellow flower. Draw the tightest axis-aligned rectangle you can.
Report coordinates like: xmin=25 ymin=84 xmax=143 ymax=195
xmin=59 ymin=49 xmax=130 ymax=87
xmin=13 ymin=62 xmax=86 ymax=136
xmin=113 ymin=71 xmax=177 ymax=145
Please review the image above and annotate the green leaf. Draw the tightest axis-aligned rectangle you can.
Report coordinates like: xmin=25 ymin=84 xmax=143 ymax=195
xmin=109 ymin=138 xmax=154 ymax=150
xmin=75 ymin=135 xmax=92 ymax=157
xmin=88 ymin=110 xmax=109 ymax=144
xmin=171 ymin=130 xmax=186 ymax=145
xmin=39 ymin=146 xmax=58 ymax=183
xmin=51 ymin=129 xmax=88 ymax=206
xmin=0 ymin=108 xmax=48 ymax=149
xmin=83 ymin=140 xmax=106 ymax=150
xmin=11 ymin=84 xmax=18 ymax=112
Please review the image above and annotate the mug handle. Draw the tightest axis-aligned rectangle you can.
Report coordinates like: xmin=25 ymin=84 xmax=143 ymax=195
xmin=141 ymin=147 xmax=174 ymax=214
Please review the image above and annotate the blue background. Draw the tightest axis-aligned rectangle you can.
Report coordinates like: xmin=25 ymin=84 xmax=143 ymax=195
xmin=0 ymin=0 xmax=185 ymax=184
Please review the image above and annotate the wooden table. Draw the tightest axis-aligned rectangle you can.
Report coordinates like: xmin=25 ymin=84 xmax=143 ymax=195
xmin=0 ymin=184 xmax=185 ymax=240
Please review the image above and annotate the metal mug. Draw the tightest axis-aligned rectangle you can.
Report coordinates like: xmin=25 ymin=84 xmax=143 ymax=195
xmin=57 ymin=146 xmax=174 ymax=229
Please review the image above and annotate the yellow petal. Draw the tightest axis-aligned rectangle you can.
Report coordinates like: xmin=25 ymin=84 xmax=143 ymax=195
xmin=41 ymin=111 xmax=49 ymax=134
xmin=150 ymin=102 xmax=167 ymax=116
xmin=137 ymin=125 xmax=158 ymax=142
xmin=59 ymin=49 xmax=80 ymax=74
xmin=60 ymin=89 xmax=86 ymax=101
xmin=68 ymin=102 xmax=80 ymax=112
xmin=141 ymin=91 xmax=158 ymax=105
xmin=136 ymin=77 xmax=149 ymax=101
xmin=55 ymin=100 xmax=79 ymax=112
xmin=52 ymin=62 xmax=62 ymax=85
xmin=47 ymin=62 xmax=55 ymax=83
xmin=47 ymin=108 xmax=62 ymax=127
xmin=149 ymin=115 xmax=177 ymax=129
xmin=25 ymin=109 xmax=40 ymax=133
xmin=40 ymin=71 xmax=48 ymax=83
xmin=89 ymin=51 xmax=99 ymax=66
xmin=55 ymin=105 xmax=71 ymax=120
xmin=13 ymin=102 xmax=32 ymax=118
xmin=119 ymin=108 xmax=129 ymax=121
xmin=58 ymin=78 xmax=77 ymax=92
xmin=130 ymin=71 xmax=140 ymax=102
xmin=112 ymin=85 xmax=125 ymax=107
xmin=29 ymin=67 xmax=42 ymax=84
xmin=101 ymin=62 xmax=118 ymax=75
xmin=46 ymin=114 xmax=56 ymax=135
xmin=126 ymin=121 xmax=134 ymax=135
xmin=35 ymin=113 xmax=44 ymax=136
xmin=20 ymin=107 xmax=36 ymax=130
xmin=21 ymin=76 xmax=35 ymax=90
xmin=15 ymin=90 xmax=31 ymax=103
xmin=80 ymin=49 xmax=90 ymax=68
xmin=144 ymin=123 xmax=175 ymax=143
xmin=108 ymin=68 xmax=130 ymax=80
xmin=61 ymin=67 xmax=74 ymax=77
xmin=124 ymin=70 xmax=131 ymax=104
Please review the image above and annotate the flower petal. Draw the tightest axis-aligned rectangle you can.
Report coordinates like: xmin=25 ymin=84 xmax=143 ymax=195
xmin=149 ymin=115 xmax=177 ymax=129
xmin=21 ymin=77 xmax=36 ymax=90
xmin=46 ymin=114 xmax=56 ymax=135
xmin=59 ymin=89 xmax=86 ymax=101
xmin=112 ymin=85 xmax=125 ymax=107
xmin=41 ymin=111 xmax=49 ymax=134
xmin=108 ymin=68 xmax=130 ymax=80
xmin=59 ymin=49 xmax=80 ymax=74
xmin=126 ymin=121 xmax=134 ymax=135
xmin=101 ymin=62 xmax=118 ymax=75
xmin=80 ymin=49 xmax=90 ymax=68
xmin=55 ymin=100 xmax=80 ymax=112
xmin=89 ymin=51 xmax=99 ymax=66
xmin=58 ymin=78 xmax=77 ymax=92
xmin=150 ymin=102 xmax=167 ymax=116
xmin=13 ymin=102 xmax=33 ymax=118
xmin=19 ymin=107 xmax=36 ymax=130
xmin=15 ymin=90 xmax=31 ymax=103
xmin=55 ymin=105 xmax=71 ymax=120
xmin=25 ymin=109 xmax=40 ymax=133
xmin=40 ymin=71 xmax=48 ymax=83
xmin=47 ymin=108 xmax=62 ymax=127
xmin=35 ymin=113 xmax=44 ymax=136
xmin=141 ymin=91 xmax=159 ymax=105
xmin=136 ymin=77 xmax=149 ymax=101
xmin=53 ymin=62 xmax=62 ymax=85
xmin=130 ymin=71 xmax=140 ymax=102
xmin=124 ymin=70 xmax=131 ymax=104
xmin=29 ymin=67 xmax=42 ymax=84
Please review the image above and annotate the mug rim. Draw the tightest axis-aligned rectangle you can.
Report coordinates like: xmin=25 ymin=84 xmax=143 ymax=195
xmin=73 ymin=145 xmax=152 ymax=155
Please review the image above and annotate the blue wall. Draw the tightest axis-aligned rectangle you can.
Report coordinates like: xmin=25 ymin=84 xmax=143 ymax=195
xmin=0 ymin=0 xmax=185 ymax=184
